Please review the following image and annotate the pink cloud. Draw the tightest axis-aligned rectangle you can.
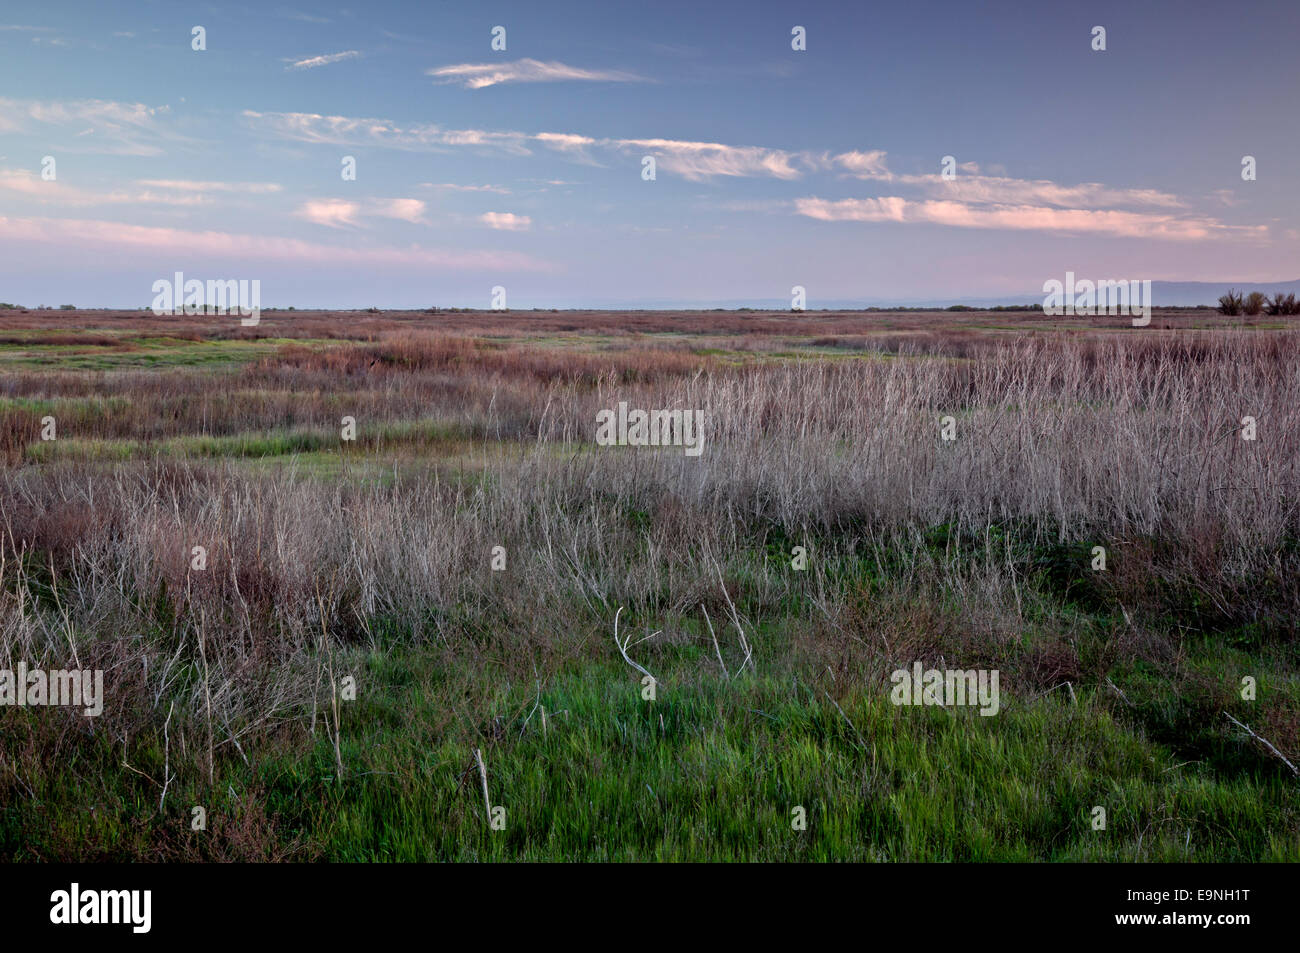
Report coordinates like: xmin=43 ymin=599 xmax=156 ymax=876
xmin=0 ymin=215 xmax=553 ymax=270
xmin=794 ymin=197 xmax=1265 ymax=240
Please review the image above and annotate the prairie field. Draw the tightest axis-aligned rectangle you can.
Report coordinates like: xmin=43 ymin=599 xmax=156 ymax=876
xmin=1 ymin=306 xmax=1298 ymax=861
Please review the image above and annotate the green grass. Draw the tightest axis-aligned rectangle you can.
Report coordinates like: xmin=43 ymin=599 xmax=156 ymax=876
xmin=0 ymin=337 xmax=298 ymax=370
xmin=3 ymin=533 xmax=1297 ymax=863
xmin=317 ymin=660 xmax=1293 ymax=861
xmin=5 ymin=633 xmax=1296 ymax=861
xmin=22 ymin=419 xmax=483 ymax=464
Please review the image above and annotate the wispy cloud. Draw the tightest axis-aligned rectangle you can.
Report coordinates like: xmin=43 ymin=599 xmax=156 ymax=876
xmin=286 ymin=50 xmax=360 ymax=71
xmin=793 ymin=196 xmax=1259 ymax=241
xmin=825 ymin=152 xmax=1183 ymax=208
xmin=479 ymin=212 xmax=531 ymax=231
xmin=0 ymin=216 xmax=550 ymax=271
xmin=0 ymin=169 xmax=209 ymax=207
xmin=0 ymin=25 xmax=54 ymax=32
xmin=615 ymin=138 xmax=802 ymax=181
xmin=243 ymin=111 xmax=805 ymax=180
xmin=242 ymin=108 xmax=1253 ymax=241
xmin=280 ymin=9 xmax=332 ymax=24
xmin=427 ymin=58 xmax=645 ymax=90
xmin=419 ymin=182 xmax=512 ymax=195
xmin=135 ymin=180 xmax=283 ymax=194
xmin=915 ymin=176 xmax=1186 ymax=209
xmin=0 ymin=97 xmax=178 ymax=156
xmin=242 ymin=110 xmax=533 ymax=154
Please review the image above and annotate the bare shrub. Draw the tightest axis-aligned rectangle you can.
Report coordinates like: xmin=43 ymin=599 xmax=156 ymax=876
xmin=1218 ymin=290 xmax=1243 ymax=315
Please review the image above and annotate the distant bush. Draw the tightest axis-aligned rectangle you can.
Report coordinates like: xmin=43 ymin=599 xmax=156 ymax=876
xmin=0 ymin=302 xmax=19 ymax=310
xmin=1267 ymin=293 xmax=1298 ymax=316
xmin=1217 ymin=289 xmax=1243 ymax=315
xmin=58 ymin=304 xmax=76 ymax=311
xmin=1243 ymin=291 xmax=1267 ymax=315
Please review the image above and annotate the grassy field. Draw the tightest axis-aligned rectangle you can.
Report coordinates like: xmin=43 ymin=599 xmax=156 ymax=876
xmin=1 ymin=307 xmax=1297 ymax=861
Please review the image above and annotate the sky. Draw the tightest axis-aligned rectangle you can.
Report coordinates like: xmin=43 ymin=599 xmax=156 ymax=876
xmin=1 ymin=0 xmax=1297 ymax=309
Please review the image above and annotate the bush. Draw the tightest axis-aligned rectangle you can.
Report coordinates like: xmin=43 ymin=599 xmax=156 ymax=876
xmin=1243 ymin=291 xmax=1267 ymax=315
xmin=1217 ymin=290 xmax=1243 ymax=315
xmin=58 ymin=304 xmax=76 ymax=311
xmin=1267 ymin=293 xmax=1298 ymax=316
xmin=0 ymin=302 xmax=19 ymax=310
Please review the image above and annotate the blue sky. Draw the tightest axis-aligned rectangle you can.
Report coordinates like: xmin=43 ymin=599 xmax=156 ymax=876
xmin=1 ymin=0 xmax=1297 ymax=308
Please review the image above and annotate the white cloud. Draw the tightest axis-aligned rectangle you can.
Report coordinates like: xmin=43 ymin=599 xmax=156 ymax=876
xmin=372 ymin=198 xmax=427 ymax=223
xmin=286 ymin=50 xmax=360 ymax=70
xmin=830 ymin=150 xmax=891 ymax=178
xmin=427 ymin=58 xmax=645 ymax=89
xmin=534 ymin=132 xmax=597 ymax=152
xmin=296 ymin=197 xmax=430 ymax=226
xmin=296 ymin=199 xmax=361 ymax=228
xmin=480 ymin=212 xmax=531 ymax=231
xmin=616 ymin=137 xmax=802 ymax=181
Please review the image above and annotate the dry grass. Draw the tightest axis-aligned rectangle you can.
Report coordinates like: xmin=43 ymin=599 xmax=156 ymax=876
xmin=2 ymin=325 xmax=1297 ymax=722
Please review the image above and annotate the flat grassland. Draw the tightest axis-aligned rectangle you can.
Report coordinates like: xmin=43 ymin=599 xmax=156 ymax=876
xmin=1 ymin=307 xmax=1297 ymax=861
